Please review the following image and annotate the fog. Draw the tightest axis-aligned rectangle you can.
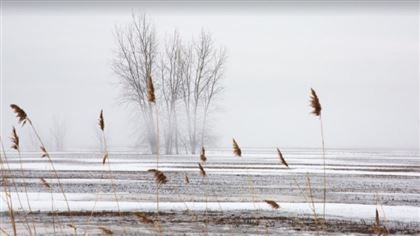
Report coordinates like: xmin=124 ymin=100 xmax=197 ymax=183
xmin=1 ymin=2 xmax=418 ymax=150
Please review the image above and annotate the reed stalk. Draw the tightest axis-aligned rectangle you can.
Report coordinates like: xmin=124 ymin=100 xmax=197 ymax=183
xmin=10 ymin=104 xmax=75 ymax=234
xmin=0 ymin=135 xmax=33 ymax=235
xmin=309 ymin=89 xmax=326 ymax=219
xmin=0 ymin=136 xmax=17 ymax=236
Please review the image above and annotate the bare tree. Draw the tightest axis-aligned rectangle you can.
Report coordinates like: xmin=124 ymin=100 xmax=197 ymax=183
xmin=113 ymin=15 xmax=158 ymax=153
xmin=114 ymin=15 xmax=225 ymax=154
xmin=159 ymin=31 xmax=185 ymax=154
xmin=50 ymin=115 xmax=67 ymax=151
xmin=181 ymin=31 xmax=225 ymax=154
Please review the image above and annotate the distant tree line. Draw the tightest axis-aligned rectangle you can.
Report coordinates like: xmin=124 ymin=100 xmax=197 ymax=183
xmin=113 ymin=15 xmax=226 ymax=154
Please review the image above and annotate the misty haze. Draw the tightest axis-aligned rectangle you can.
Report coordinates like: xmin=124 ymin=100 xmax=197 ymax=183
xmin=0 ymin=1 xmax=419 ymax=235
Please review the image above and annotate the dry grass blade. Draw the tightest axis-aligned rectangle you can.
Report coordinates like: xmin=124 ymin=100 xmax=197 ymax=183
xmin=40 ymin=178 xmax=51 ymax=189
xmin=10 ymin=127 xmax=19 ymax=151
xmin=200 ymin=146 xmax=207 ymax=163
xmin=310 ymin=88 xmax=322 ymax=116
xmin=40 ymin=146 xmax=49 ymax=158
xmin=185 ymin=174 xmax=190 ymax=184
xmin=232 ymin=138 xmax=241 ymax=157
xmin=135 ymin=212 xmax=154 ymax=225
xmin=102 ymin=152 xmax=109 ymax=165
xmin=147 ymin=75 xmax=156 ymax=103
xmin=99 ymin=109 xmax=105 ymax=131
xmin=10 ymin=104 xmax=28 ymax=126
xmin=99 ymin=226 xmax=113 ymax=235
xmin=148 ymin=169 xmax=168 ymax=185
xmin=264 ymin=200 xmax=280 ymax=209
xmin=276 ymin=148 xmax=289 ymax=168
xmin=198 ymin=163 xmax=206 ymax=177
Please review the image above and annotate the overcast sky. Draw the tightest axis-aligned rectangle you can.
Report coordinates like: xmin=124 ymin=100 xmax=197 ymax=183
xmin=1 ymin=2 xmax=418 ymax=150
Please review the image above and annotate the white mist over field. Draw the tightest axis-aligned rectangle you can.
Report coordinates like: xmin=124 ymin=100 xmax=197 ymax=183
xmin=1 ymin=3 xmax=418 ymax=151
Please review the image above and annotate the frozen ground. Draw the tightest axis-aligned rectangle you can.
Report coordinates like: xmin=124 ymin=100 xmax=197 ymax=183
xmin=1 ymin=148 xmax=419 ymax=235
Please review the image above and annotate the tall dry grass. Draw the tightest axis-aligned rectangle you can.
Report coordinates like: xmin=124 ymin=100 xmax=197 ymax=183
xmin=0 ymin=136 xmax=18 ymax=236
xmin=309 ymin=88 xmax=327 ymax=219
xmin=10 ymin=127 xmax=38 ymax=235
xmin=10 ymin=104 xmax=76 ymax=234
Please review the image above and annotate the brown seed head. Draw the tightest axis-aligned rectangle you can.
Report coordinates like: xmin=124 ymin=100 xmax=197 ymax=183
xmin=40 ymin=146 xmax=49 ymax=158
xmin=147 ymin=75 xmax=156 ymax=103
xmin=40 ymin=177 xmax=51 ymax=189
xmin=185 ymin=174 xmax=190 ymax=184
xmin=148 ymin=169 xmax=168 ymax=185
xmin=276 ymin=148 xmax=288 ymax=168
xmin=10 ymin=104 xmax=28 ymax=126
xmin=310 ymin=88 xmax=322 ymax=116
xmin=264 ymin=200 xmax=280 ymax=209
xmin=200 ymin=146 xmax=207 ymax=163
xmin=11 ymin=127 xmax=19 ymax=151
xmin=232 ymin=138 xmax=242 ymax=157
xmin=99 ymin=109 xmax=105 ymax=131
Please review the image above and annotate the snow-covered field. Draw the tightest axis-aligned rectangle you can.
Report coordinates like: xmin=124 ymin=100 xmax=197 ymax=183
xmin=1 ymin=148 xmax=419 ymax=235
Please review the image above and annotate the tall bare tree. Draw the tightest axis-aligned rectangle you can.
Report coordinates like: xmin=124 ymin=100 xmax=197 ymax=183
xmin=159 ymin=31 xmax=184 ymax=154
xmin=181 ymin=31 xmax=225 ymax=154
xmin=114 ymin=15 xmax=225 ymax=154
xmin=113 ymin=15 xmax=158 ymax=153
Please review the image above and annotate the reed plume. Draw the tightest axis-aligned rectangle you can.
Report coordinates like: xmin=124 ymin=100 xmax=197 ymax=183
xmin=147 ymin=75 xmax=156 ymax=103
xmin=310 ymin=88 xmax=321 ymax=116
xmin=99 ymin=109 xmax=105 ymax=131
xmin=185 ymin=174 xmax=190 ymax=184
xmin=198 ymin=163 xmax=206 ymax=177
xmin=264 ymin=200 xmax=280 ymax=209
xmin=40 ymin=177 xmax=51 ymax=189
xmin=11 ymin=128 xmax=19 ymax=151
xmin=276 ymin=148 xmax=289 ymax=168
xmin=309 ymin=88 xmax=327 ymax=220
xmin=232 ymin=138 xmax=241 ymax=157
xmin=10 ymin=103 xmax=75 ymax=234
xmin=200 ymin=146 xmax=207 ymax=163
xmin=40 ymin=146 xmax=49 ymax=158
xmin=10 ymin=104 xmax=28 ymax=126
xmin=148 ymin=169 xmax=168 ymax=186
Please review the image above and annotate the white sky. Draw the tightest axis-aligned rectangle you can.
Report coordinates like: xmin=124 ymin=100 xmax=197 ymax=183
xmin=1 ymin=2 xmax=418 ymax=150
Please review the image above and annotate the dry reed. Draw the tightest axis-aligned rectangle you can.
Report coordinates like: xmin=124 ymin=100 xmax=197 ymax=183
xmin=147 ymin=75 xmax=156 ymax=103
xmin=184 ymin=174 xmax=190 ymax=184
xmin=148 ymin=169 xmax=168 ymax=186
xmin=276 ymin=148 xmax=289 ymax=168
xmin=0 ymin=138 xmax=17 ymax=236
xmin=10 ymin=104 xmax=75 ymax=234
xmin=309 ymin=88 xmax=326 ymax=220
xmin=198 ymin=163 xmax=206 ymax=177
xmin=232 ymin=138 xmax=241 ymax=157
xmin=264 ymin=200 xmax=280 ymax=209
xmin=200 ymin=146 xmax=207 ymax=163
